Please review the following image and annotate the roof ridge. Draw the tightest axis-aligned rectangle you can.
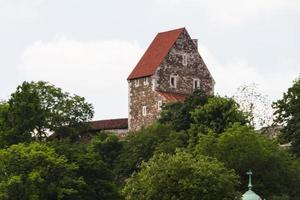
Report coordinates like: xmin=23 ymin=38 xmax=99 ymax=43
xmin=157 ymin=27 xmax=185 ymax=34
xmin=127 ymin=28 xmax=185 ymax=80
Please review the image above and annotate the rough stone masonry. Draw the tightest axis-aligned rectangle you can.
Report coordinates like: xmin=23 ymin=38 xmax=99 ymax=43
xmin=127 ymin=28 xmax=215 ymax=132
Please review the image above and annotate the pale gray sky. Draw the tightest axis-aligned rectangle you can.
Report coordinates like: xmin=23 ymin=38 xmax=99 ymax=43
xmin=0 ymin=0 xmax=299 ymax=120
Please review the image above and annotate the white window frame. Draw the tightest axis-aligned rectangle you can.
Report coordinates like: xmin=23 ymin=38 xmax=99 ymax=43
xmin=157 ymin=100 xmax=163 ymax=111
xmin=152 ymin=79 xmax=156 ymax=91
xmin=135 ymin=79 xmax=139 ymax=87
xmin=182 ymin=54 xmax=188 ymax=66
xmin=170 ymin=75 xmax=177 ymax=88
xmin=144 ymin=77 xmax=149 ymax=86
xmin=193 ymin=78 xmax=200 ymax=90
xmin=142 ymin=106 xmax=147 ymax=116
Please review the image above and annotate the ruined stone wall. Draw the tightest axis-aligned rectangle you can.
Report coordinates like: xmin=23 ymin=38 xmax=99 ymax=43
xmin=156 ymin=29 xmax=214 ymax=95
xmin=128 ymin=76 xmax=164 ymax=132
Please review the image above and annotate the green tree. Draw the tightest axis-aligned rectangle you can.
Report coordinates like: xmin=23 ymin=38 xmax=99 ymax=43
xmin=89 ymin=133 xmax=124 ymax=168
xmin=0 ymin=101 xmax=8 ymax=129
xmin=0 ymin=142 xmax=84 ymax=200
xmin=0 ymin=81 xmax=94 ymax=147
xmin=0 ymin=102 xmax=10 ymax=145
xmin=49 ymin=140 xmax=122 ymax=200
xmin=114 ymin=123 xmax=188 ymax=184
xmin=195 ymin=123 xmax=300 ymax=199
xmin=122 ymin=151 xmax=240 ymax=200
xmin=273 ymin=77 xmax=300 ymax=155
xmin=189 ymin=96 xmax=248 ymax=146
xmin=159 ymin=89 xmax=210 ymax=131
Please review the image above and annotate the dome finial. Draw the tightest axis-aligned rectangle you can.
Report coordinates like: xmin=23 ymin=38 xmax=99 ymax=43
xmin=242 ymin=170 xmax=262 ymax=200
xmin=246 ymin=170 xmax=253 ymax=190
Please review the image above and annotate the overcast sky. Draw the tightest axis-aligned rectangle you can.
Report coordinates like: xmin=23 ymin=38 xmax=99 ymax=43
xmin=0 ymin=0 xmax=299 ymax=120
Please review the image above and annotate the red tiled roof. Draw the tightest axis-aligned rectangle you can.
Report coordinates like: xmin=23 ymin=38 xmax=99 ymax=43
xmin=89 ymin=118 xmax=128 ymax=131
xmin=157 ymin=91 xmax=187 ymax=102
xmin=127 ymin=28 xmax=185 ymax=80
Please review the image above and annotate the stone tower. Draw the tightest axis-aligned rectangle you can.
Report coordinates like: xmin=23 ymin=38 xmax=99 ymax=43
xmin=127 ymin=28 xmax=215 ymax=132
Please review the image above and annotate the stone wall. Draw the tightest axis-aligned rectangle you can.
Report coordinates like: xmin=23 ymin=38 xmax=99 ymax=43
xmin=128 ymin=77 xmax=163 ymax=132
xmin=128 ymin=29 xmax=215 ymax=132
xmin=156 ymin=29 xmax=214 ymax=95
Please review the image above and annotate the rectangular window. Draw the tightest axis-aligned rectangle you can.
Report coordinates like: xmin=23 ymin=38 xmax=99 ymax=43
xmin=144 ymin=77 xmax=149 ymax=86
xmin=142 ymin=106 xmax=147 ymax=116
xmin=170 ymin=76 xmax=177 ymax=88
xmin=135 ymin=79 xmax=139 ymax=87
xmin=158 ymin=101 xmax=162 ymax=110
xmin=152 ymin=79 xmax=156 ymax=91
xmin=193 ymin=79 xmax=200 ymax=90
xmin=182 ymin=54 xmax=188 ymax=66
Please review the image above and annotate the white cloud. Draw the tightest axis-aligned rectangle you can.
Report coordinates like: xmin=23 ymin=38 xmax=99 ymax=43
xmin=156 ymin=0 xmax=300 ymax=28
xmin=18 ymin=36 xmax=144 ymax=120
xmin=17 ymin=36 xmax=297 ymax=121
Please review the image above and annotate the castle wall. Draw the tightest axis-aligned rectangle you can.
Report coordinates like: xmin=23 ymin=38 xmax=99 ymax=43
xmin=128 ymin=29 xmax=215 ymax=132
xmin=128 ymin=77 xmax=163 ymax=132
xmin=156 ymin=29 xmax=214 ymax=95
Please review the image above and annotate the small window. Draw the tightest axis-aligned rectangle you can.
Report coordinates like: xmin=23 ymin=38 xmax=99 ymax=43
xmin=152 ymin=79 xmax=156 ymax=91
xmin=182 ymin=54 xmax=188 ymax=66
xmin=170 ymin=76 xmax=177 ymax=88
xmin=144 ymin=77 xmax=149 ymax=86
xmin=135 ymin=79 xmax=139 ymax=87
xmin=193 ymin=79 xmax=200 ymax=90
xmin=158 ymin=101 xmax=162 ymax=110
xmin=142 ymin=106 xmax=147 ymax=116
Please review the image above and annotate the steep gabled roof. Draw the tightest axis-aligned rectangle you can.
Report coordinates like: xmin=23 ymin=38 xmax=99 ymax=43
xmin=127 ymin=28 xmax=185 ymax=80
xmin=89 ymin=118 xmax=128 ymax=131
xmin=157 ymin=91 xmax=187 ymax=102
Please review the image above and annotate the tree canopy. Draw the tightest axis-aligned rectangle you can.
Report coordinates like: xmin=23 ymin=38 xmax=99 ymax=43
xmin=122 ymin=151 xmax=240 ymax=200
xmin=191 ymin=96 xmax=248 ymax=134
xmin=0 ymin=81 xmax=94 ymax=147
xmin=114 ymin=123 xmax=188 ymax=183
xmin=273 ymin=77 xmax=300 ymax=156
xmin=194 ymin=123 xmax=300 ymax=199
xmin=159 ymin=89 xmax=209 ymax=131
xmin=0 ymin=142 xmax=84 ymax=200
xmin=187 ymin=96 xmax=248 ymax=146
xmin=49 ymin=139 xmax=122 ymax=200
xmin=1 ymin=79 xmax=300 ymax=199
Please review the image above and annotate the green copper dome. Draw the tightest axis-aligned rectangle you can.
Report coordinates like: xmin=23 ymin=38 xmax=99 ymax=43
xmin=242 ymin=170 xmax=262 ymax=200
xmin=242 ymin=190 xmax=262 ymax=200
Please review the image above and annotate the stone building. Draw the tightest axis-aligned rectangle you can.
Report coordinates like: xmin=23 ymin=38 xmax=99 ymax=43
xmin=127 ymin=27 xmax=215 ymax=132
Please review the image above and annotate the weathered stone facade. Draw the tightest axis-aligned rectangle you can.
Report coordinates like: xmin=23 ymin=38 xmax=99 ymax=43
xmin=128 ymin=77 xmax=164 ymax=131
xmin=155 ymin=30 xmax=214 ymax=95
xmin=128 ymin=28 xmax=215 ymax=132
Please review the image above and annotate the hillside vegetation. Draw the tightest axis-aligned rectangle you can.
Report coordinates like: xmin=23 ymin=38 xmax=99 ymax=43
xmin=0 ymin=78 xmax=300 ymax=200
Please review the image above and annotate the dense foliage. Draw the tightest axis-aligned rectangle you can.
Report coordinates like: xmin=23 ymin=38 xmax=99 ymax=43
xmin=159 ymin=89 xmax=209 ymax=131
xmin=188 ymin=96 xmax=248 ymax=146
xmin=122 ymin=151 xmax=240 ymax=200
xmin=191 ymin=96 xmax=248 ymax=134
xmin=49 ymin=139 xmax=122 ymax=200
xmin=195 ymin=123 xmax=300 ymax=199
xmin=0 ymin=81 xmax=93 ymax=147
xmin=0 ymin=143 xmax=84 ymax=200
xmin=1 ymin=79 xmax=300 ymax=199
xmin=114 ymin=123 xmax=188 ymax=183
xmin=273 ymin=77 xmax=300 ymax=156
